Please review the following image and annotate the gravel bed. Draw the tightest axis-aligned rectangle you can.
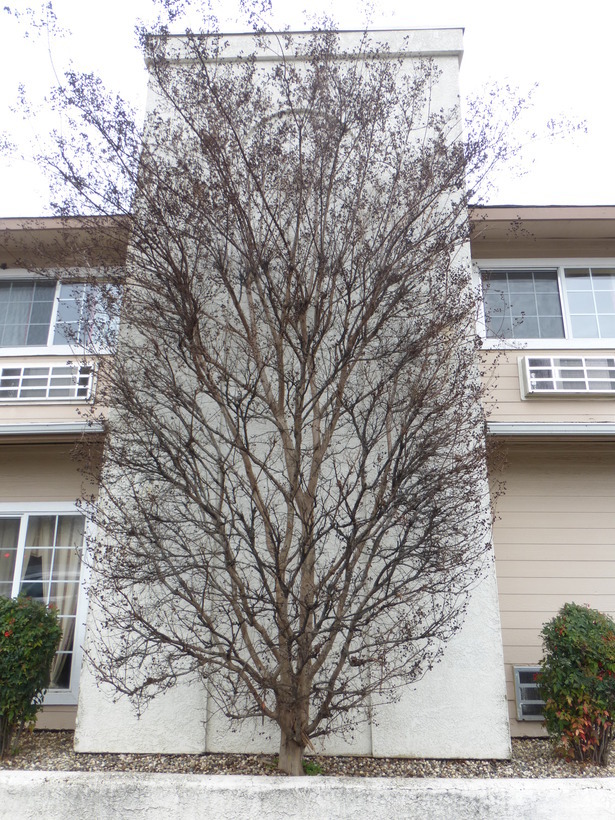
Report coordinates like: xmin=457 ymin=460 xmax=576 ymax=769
xmin=1 ymin=733 xmax=615 ymax=778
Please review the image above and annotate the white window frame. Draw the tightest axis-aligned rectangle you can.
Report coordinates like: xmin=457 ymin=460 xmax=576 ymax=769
xmin=475 ymin=258 xmax=615 ymax=349
xmin=0 ymin=269 xmax=116 ymax=358
xmin=520 ymin=355 xmax=615 ymax=397
xmin=0 ymin=502 xmax=91 ymax=706
xmin=513 ymin=665 xmax=545 ymax=721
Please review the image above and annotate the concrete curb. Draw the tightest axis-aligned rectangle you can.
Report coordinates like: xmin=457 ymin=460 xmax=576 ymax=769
xmin=2 ymin=771 xmax=615 ymax=819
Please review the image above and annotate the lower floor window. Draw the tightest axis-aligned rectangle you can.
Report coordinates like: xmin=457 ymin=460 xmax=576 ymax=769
xmin=513 ymin=665 xmax=545 ymax=720
xmin=0 ymin=512 xmax=84 ymax=692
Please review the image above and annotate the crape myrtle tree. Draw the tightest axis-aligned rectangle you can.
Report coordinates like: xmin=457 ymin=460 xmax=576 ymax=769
xmin=40 ymin=22 xmax=513 ymax=775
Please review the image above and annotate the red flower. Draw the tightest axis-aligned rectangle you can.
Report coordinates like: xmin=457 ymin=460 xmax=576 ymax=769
xmin=3 ymin=630 xmax=12 ymax=638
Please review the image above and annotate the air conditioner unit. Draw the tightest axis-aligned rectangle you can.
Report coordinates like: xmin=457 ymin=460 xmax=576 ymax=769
xmin=0 ymin=363 xmax=95 ymax=402
xmin=521 ymin=356 xmax=615 ymax=397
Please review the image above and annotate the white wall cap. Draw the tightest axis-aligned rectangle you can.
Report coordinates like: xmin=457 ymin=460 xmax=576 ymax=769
xmin=148 ymin=29 xmax=464 ymax=65
xmin=0 ymin=422 xmax=104 ymax=436
xmin=487 ymin=422 xmax=615 ymax=437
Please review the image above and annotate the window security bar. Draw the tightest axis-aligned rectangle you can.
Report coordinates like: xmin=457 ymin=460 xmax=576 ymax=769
xmin=513 ymin=666 xmax=545 ymax=720
xmin=523 ymin=356 xmax=615 ymax=396
xmin=0 ymin=364 xmax=95 ymax=401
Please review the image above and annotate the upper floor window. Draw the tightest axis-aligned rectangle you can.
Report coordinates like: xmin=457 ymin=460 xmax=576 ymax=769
xmin=481 ymin=266 xmax=615 ymax=342
xmin=0 ymin=278 xmax=118 ymax=351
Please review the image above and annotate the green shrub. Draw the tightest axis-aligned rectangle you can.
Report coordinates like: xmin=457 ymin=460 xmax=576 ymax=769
xmin=302 ymin=759 xmax=323 ymax=776
xmin=0 ymin=596 xmax=62 ymax=758
xmin=539 ymin=602 xmax=615 ymax=765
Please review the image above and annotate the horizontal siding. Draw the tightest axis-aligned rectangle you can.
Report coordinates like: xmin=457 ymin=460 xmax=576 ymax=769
xmin=495 ymin=529 xmax=614 ymax=545
xmin=497 ymin=545 xmax=615 ymax=561
xmin=0 ymin=442 xmax=93 ymax=502
xmin=481 ymin=348 xmax=615 ymax=423
xmin=498 ymin=560 xmax=615 ymax=578
xmin=495 ymin=496 xmax=613 ymax=513
xmin=0 ymin=403 xmax=90 ymax=426
xmin=36 ymin=706 xmax=77 ymax=731
xmin=499 ymin=593 xmax=615 ymax=611
xmin=500 ymin=578 xmax=615 ymax=595
xmin=500 ymin=610 xmax=566 ymax=630
xmin=495 ymin=511 xmax=615 ymax=529
xmin=500 ymin=628 xmax=544 ymax=647
xmin=492 ymin=440 xmax=615 ymax=737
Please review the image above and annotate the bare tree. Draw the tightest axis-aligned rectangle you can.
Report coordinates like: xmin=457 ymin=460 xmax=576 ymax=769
xmin=40 ymin=28 xmax=506 ymax=774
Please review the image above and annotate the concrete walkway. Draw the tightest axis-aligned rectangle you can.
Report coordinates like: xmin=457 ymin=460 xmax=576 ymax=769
xmin=2 ymin=771 xmax=615 ymax=819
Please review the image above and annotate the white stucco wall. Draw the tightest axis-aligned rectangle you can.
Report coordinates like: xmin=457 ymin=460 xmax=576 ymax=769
xmin=3 ymin=772 xmax=614 ymax=820
xmin=76 ymin=562 xmax=509 ymax=757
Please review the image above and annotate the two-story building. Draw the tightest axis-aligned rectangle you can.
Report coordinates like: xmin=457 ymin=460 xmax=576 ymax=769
xmin=0 ymin=216 xmax=125 ymax=729
xmin=472 ymin=205 xmax=615 ymax=737
xmin=2 ymin=207 xmax=614 ymax=751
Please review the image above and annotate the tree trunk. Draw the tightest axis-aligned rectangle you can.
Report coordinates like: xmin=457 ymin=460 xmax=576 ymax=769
xmin=278 ymin=728 xmax=304 ymax=775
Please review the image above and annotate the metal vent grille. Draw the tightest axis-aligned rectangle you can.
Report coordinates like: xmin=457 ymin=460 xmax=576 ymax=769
xmin=514 ymin=666 xmax=545 ymax=721
xmin=523 ymin=356 xmax=615 ymax=396
xmin=0 ymin=364 xmax=95 ymax=401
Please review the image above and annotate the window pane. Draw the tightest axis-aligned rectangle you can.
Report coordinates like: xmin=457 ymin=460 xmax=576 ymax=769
xmin=567 ymin=291 xmax=596 ymax=313
xmin=54 ymin=284 xmax=87 ymax=346
xmin=570 ymin=314 xmax=599 ymax=338
xmin=32 ymin=281 xmax=56 ymax=300
xmin=592 ymin=270 xmax=615 ymax=288
xmin=514 ymin=316 xmax=539 ymax=338
xmin=508 ymin=274 xmax=536 ymax=293
xmin=538 ymin=316 xmax=565 ymax=337
xmin=49 ymin=548 xmax=82 ymax=580
xmin=482 ymin=271 xmax=507 ymax=289
xmin=481 ymin=271 xmax=563 ymax=339
xmin=488 ymin=314 xmax=513 ymax=338
xmin=533 ymin=273 xmax=559 ymax=293
xmin=50 ymin=650 xmax=73 ymax=690
xmin=25 ymin=516 xmax=56 ymax=548
xmin=521 ymin=704 xmax=544 ymax=717
xmin=56 ymin=516 xmax=84 ymax=548
xmin=0 ymin=519 xmax=19 ymax=591
xmin=594 ymin=291 xmax=615 ymax=314
xmin=561 ymin=270 xmax=615 ymax=339
xmin=0 ymin=281 xmax=54 ymax=348
xmin=535 ymin=293 xmax=562 ymax=314
xmin=29 ymin=301 xmax=53 ymax=324
xmin=1 ymin=324 xmax=28 ymax=347
xmin=26 ymin=324 xmax=51 ymax=346
xmin=598 ymin=315 xmax=615 ymax=337
xmin=564 ymin=269 xmax=591 ymax=289
xmin=9 ymin=301 xmax=33 ymax=324
xmin=20 ymin=549 xmax=48 ymax=601
xmin=512 ymin=293 xmax=537 ymax=316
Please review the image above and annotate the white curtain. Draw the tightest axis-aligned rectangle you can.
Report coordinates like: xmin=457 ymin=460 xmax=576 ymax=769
xmin=0 ymin=518 xmax=19 ymax=596
xmin=20 ymin=515 xmax=83 ymax=688
xmin=20 ymin=515 xmax=53 ymax=602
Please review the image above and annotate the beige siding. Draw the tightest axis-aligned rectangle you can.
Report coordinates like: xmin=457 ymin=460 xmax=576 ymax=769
xmin=492 ymin=440 xmax=615 ymax=736
xmin=481 ymin=349 xmax=615 ymax=423
xmin=0 ymin=442 xmax=92 ymax=501
xmin=36 ymin=706 xmax=77 ymax=731
xmin=0 ymin=404 xmax=91 ymax=426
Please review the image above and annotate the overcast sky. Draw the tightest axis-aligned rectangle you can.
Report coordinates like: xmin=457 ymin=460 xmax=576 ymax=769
xmin=1 ymin=0 xmax=613 ymax=217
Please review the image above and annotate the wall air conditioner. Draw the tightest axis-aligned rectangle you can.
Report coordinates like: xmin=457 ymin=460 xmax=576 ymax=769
xmin=0 ymin=363 xmax=95 ymax=402
xmin=521 ymin=356 xmax=615 ymax=397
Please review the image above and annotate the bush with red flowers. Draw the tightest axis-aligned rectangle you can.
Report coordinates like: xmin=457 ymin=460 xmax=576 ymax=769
xmin=0 ymin=595 xmax=62 ymax=757
xmin=539 ymin=602 xmax=615 ymax=765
